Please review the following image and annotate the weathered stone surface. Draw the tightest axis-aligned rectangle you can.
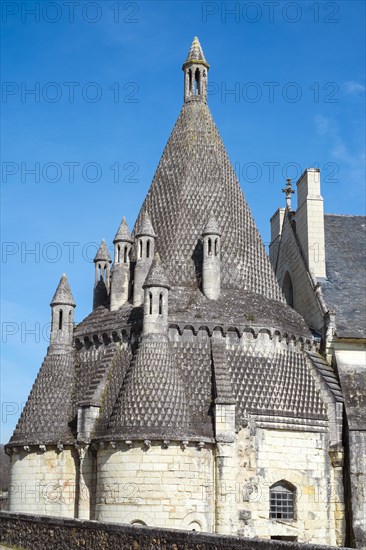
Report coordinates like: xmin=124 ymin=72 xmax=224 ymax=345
xmin=0 ymin=512 xmax=354 ymax=550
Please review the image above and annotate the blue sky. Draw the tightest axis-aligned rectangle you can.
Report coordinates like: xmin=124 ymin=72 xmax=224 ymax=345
xmin=1 ymin=0 xmax=365 ymax=442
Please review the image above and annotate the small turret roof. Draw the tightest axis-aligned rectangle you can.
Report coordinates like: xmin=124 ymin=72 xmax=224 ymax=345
xmin=113 ymin=217 xmax=133 ymax=244
xmin=203 ymin=215 xmax=221 ymax=236
xmin=94 ymin=239 xmax=112 ymax=263
xmin=143 ymin=253 xmax=170 ymax=289
xmin=183 ymin=36 xmax=209 ymax=69
xmin=136 ymin=211 xmax=156 ymax=238
xmin=50 ymin=273 xmax=75 ymax=307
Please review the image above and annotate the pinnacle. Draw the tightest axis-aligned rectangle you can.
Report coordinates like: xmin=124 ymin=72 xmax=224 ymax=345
xmin=136 ymin=211 xmax=156 ymax=238
xmin=143 ymin=253 xmax=170 ymax=289
xmin=203 ymin=214 xmax=221 ymax=236
xmin=113 ymin=217 xmax=133 ymax=243
xmin=50 ymin=273 xmax=75 ymax=307
xmin=183 ymin=36 xmax=209 ymax=69
xmin=94 ymin=239 xmax=112 ymax=263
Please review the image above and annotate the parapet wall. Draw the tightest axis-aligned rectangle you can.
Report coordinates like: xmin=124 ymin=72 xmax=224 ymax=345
xmin=0 ymin=511 xmax=352 ymax=550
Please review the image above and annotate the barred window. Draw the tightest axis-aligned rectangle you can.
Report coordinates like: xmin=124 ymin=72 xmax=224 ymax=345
xmin=270 ymin=481 xmax=295 ymax=519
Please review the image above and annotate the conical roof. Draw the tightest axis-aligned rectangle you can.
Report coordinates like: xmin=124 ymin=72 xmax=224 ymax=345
xmin=113 ymin=217 xmax=133 ymax=243
xmin=143 ymin=253 xmax=170 ymax=289
xmin=203 ymin=214 xmax=221 ymax=236
xmin=94 ymin=239 xmax=112 ymax=263
xmin=133 ymin=100 xmax=284 ymax=302
xmin=107 ymin=338 xmax=189 ymax=438
xmin=135 ymin=211 xmax=156 ymax=238
xmin=50 ymin=273 xmax=75 ymax=306
xmin=183 ymin=36 xmax=209 ymax=69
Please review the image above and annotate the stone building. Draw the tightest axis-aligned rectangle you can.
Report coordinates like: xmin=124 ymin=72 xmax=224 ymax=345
xmin=269 ymin=173 xmax=366 ymax=548
xmin=6 ymin=38 xmax=365 ymax=547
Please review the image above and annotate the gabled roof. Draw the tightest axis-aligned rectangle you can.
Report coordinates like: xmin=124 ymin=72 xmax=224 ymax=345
xmin=50 ymin=273 xmax=75 ymax=307
xmin=322 ymin=214 xmax=366 ymax=338
xmin=94 ymin=239 xmax=112 ymax=263
xmin=113 ymin=217 xmax=133 ymax=244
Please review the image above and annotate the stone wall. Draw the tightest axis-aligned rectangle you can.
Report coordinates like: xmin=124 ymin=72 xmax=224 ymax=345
xmin=235 ymin=427 xmax=344 ymax=545
xmin=95 ymin=441 xmax=214 ymax=531
xmin=0 ymin=511 xmax=352 ymax=550
xmin=8 ymin=447 xmax=77 ymax=517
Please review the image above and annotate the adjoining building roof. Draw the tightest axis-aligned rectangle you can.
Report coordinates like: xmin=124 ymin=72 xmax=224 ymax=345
xmin=322 ymin=214 xmax=366 ymax=338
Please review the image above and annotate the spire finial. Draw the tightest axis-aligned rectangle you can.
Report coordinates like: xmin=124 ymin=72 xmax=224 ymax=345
xmin=282 ymin=178 xmax=295 ymax=211
xmin=182 ymin=37 xmax=209 ymax=104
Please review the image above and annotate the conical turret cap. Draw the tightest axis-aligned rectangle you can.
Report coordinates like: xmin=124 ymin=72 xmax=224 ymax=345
xmin=183 ymin=36 xmax=209 ymax=69
xmin=50 ymin=273 xmax=75 ymax=307
xmin=94 ymin=239 xmax=112 ymax=263
xmin=135 ymin=211 xmax=156 ymax=238
xmin=113 ymin=217 xmax=133 ymax=244
xmin=203 ymin=214 xmax=221 ymax=236
xmin=143 ymin=253 xmax=170 ymax=289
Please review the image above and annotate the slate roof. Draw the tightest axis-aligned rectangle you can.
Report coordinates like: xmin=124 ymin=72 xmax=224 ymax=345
xmin=322 ymin=214 xmax=366 ymax=338
xmin=50 ymin=273 xmax=75 ymax=306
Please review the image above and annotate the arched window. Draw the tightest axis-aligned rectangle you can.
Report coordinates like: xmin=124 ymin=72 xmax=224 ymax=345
xmin=159 ymin=292 xmax=163 ymax=315
xmin=117 ymin=245 xmax=120 ymax=263
xmin=194 ymin=68 xmax=200 ymax=95
xmin=131 ymin=520 xmax=146 ymax=526
xmin=208 ymin=238 xmax=212 ymax=255
xmin=146 ymin=239 xmax=150 ymax=258
xmin=214 ymin=238 xmax=219 ymax=256
xmin=139 ymin=239 xmax=143 ymax=259
xmin=124 ymin=246 xmax=128 ymax=263
xmin=58 ymin=309 xmax=63 ymax=330
xmin=282 ymin=271 xmax=294 ymax=308
xmin=270 ymin=481 xmax=295 ymax=519
xmin=189 ymin=69 xmax=193 ymax=94
xmin=149 ymin=292 xmax=153 ymax=315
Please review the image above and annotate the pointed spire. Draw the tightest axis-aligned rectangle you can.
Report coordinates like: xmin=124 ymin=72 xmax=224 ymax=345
xmin=50 ymin=273 xmax=75 ymax=306
xmin=136 ymin=211 xmax=156 ymax=238
xmin=94 ymin=239 xmax=112 ymax=263
xmin=183 ymin=36 xmax=209 ymax=69
xmin=143 ymin=253 xmax=170 ymax=289
xmin=203 ymin=214 xmax=221 ymax=236
xmin=113 ymin=217 xmax=133 ymax=244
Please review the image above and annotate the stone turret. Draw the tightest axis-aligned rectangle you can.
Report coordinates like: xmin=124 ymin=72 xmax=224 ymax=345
xmin=202 ymin=215 xmax=221 ymax=300
xmin=93 ymin=239 xmax=112 ymax=310
xmin=132 ymin=212 xmax=156 ymax=307
xmin=110 ymin=217 xmax=133 ymax=311
xmin=182 ymin=36 xmax=209 ymax=103
xmin=49 ymin=273 xmax=75 ymax=354
xmin=142 ymin=253 xmax=170 ymax=336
